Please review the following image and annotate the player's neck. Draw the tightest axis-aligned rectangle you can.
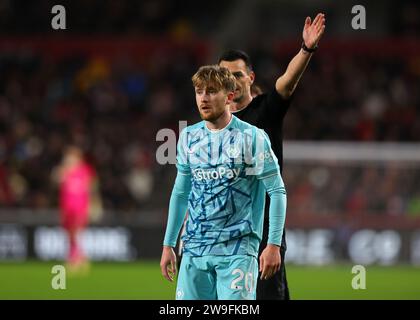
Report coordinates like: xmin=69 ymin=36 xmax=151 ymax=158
xmin=205 ymin=110 xmax=232 ymax=131
xmin=230 ymin=93 xmax=253 ymax=112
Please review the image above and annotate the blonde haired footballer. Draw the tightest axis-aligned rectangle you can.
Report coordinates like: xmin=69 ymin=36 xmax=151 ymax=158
xmin=160 ymin=65 xmax=287 ymax=300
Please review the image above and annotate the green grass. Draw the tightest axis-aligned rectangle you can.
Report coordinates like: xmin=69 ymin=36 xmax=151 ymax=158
xmin=0 ymin=261 xmax=176 ymax=300
xmin=287 ymin=265 xmax=420 ymax=300
xmin=0 ymin=261 xmax=419 ymax=300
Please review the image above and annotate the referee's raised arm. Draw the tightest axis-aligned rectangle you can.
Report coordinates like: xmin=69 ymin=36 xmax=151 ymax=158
xmin=275 ymin=13 xmax=326 ymax=99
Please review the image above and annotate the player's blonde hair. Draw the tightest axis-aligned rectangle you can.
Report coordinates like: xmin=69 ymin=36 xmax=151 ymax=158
xmin=192 ymin=65 xmax=236 ymax=93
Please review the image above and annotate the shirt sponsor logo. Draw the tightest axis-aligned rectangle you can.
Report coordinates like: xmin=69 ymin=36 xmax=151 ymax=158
xmin=192 ymin=167 xmax=241 ymax=181
xmin=258 ymin=151 xmax=274 ymax=162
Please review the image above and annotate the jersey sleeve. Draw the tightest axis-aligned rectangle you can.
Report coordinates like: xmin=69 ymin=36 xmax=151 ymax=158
xmin=163 ymin=171 xmax=191 ymax=247
xmin=261 ymin=173 xmax=287 ymax=246
xmin=247 ymin=128 xmax=280 ymax=179
xmin=176 ymin=128 xmax=190 ymax=175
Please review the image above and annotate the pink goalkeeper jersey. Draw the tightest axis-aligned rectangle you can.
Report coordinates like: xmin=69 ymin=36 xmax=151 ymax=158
xmin=60 ymin=162 xmax=94 ymax=215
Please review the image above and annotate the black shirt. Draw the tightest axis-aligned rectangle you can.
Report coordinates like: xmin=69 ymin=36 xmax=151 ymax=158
xmin=233 ymin=89 xmax=292 ymax=173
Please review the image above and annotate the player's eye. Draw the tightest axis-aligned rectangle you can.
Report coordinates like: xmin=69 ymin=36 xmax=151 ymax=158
xmin=233 ymin=72 xmax=243 ymax=79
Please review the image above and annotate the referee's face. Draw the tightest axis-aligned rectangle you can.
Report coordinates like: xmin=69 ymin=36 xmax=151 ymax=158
xmin=195 ymin=85 xmax=232 ymax=122
xmin=219 ymin=60 xmax=254 ymax=103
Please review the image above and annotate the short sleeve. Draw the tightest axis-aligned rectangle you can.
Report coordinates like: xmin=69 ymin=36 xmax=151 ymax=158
xmin=176 ymin=129 xmax=190 ymax=175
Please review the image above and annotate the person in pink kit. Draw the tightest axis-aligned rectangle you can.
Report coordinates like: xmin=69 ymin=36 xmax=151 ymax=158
xmin=57 ymin=146 xmax=96 ymax=271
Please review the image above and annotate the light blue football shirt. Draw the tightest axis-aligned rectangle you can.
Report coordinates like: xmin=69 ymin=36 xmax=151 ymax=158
xmin=171 ymin=115 xmax=284 ymax=257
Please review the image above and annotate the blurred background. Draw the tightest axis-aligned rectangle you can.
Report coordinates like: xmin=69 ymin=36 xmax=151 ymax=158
xmin=0 ymin=0 xmax=419 ymax=299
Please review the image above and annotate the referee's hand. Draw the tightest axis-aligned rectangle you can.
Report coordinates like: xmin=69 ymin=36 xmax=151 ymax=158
xmin=259 ymin=244 xmax=281 ymax=280
xmin=160 ymin=246 xmax=177 ymax=282
xmin=302 ymin=13 xmax=326 ymax=50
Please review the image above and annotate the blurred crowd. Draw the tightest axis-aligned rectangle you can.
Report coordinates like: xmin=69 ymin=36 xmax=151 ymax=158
xmin=0 ymin=0 xmax=418 ymax=218
xmin=0 ymin=45 xmax=203 ymax=210
xmin=285 ymin=163 xmax=420 ymax=218
xmin=0 ymin=41 xmax=418 ymax=217
xmin=286 ymin=53 xmax=420 ymax=141
xmin=0 ymin=0 xmax=228 ymax=38
xmin=0 ymin=0 xmax=418 ymax=37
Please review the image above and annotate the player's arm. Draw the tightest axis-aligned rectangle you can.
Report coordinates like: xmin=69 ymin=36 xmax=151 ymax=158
xmin=160 ymin=129 xmax=191 ymax=282
xmin=160 ymin=171 xmax=191 ymax=282
xmin=275 ymin=13 xmax=325 ymax=99
xmin=259 ymin=172 xmax=287 ymax=280
xmin=252 ymin=129 xmax=287 ymax=280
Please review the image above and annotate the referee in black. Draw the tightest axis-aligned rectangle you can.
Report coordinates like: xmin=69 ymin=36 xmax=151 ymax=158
xmin=218 ymin=13 xmax=326 ymax=300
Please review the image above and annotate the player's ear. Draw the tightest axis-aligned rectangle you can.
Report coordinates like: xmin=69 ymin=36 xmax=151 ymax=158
xmin=249 ymin=71 xmax=255 ymax=85
xmin=226 ymin=91 xmax=234 ymax=103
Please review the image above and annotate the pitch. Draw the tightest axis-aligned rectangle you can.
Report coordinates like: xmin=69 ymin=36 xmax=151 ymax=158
xmin=0 ymin=261 xmax=419 ymax=300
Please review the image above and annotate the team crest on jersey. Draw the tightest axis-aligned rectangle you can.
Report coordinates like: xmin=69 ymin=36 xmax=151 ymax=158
xmin=226 ymin=146 xmax=241 ymax=158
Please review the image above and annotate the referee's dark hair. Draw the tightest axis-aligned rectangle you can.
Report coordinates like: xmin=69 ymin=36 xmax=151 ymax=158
xmin=218 ymin=49 xmax=253 ymax=72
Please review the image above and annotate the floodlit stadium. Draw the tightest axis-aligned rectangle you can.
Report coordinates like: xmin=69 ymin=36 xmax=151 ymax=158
xmin=0 ymin=0 xmax=419 ymax=301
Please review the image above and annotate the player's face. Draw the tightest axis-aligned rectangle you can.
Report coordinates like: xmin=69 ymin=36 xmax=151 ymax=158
xmin=195 ymin=86 xmax=231 ymax=121
xmin=64 ymin=151 xmax=81 ymax=167
xmin=219 ymin=60 xmax=254 ymax=103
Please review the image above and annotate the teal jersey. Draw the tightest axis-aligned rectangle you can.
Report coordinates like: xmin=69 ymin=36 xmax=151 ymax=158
xmin=176 ymin=115 xmax=282 ymax=258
